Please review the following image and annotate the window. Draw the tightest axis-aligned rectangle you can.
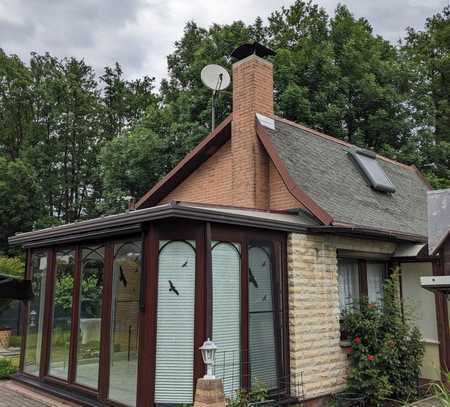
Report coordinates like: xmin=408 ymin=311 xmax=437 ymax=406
xmin=49 ymin=249 xmax=75 ymax=379
xmin=24 ymin=251 xmax=48 ymax=376
xmin=76 ymin=245 xmax=104 ymax=389
xmin=155 ymin=241 xmax=196 ymax=404
xmin=338 ymin=258 xmax=387 ymax=315
xmin=212 ymin=241 xmax=241 ymax=396
xmin=109 ymin=240 xmax=142 ymax=406
xmin=337 ymin=259 xmax=360 ymax=313
xmin=352 ymin=150 xmax=396 ymax=193
xmin=248 ymin=243 xmax=279 ymax=389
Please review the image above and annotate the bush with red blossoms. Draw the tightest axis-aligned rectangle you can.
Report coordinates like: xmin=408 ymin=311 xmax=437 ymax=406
xmin=342 ymin=270 xmax=424 ymax=406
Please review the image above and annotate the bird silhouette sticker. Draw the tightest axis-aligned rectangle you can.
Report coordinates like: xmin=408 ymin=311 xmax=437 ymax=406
xmin=181 ymin=260 xmax=188 ymax=267
xmin=119 ymin=266 xmax=127 ymax=287
xmin=168 ymin=280 xmax=179 ymax=296
xmin=249 ymin=268 xmax=258 ymax=288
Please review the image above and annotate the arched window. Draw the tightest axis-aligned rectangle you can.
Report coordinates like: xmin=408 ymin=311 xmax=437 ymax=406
xmin=155 ymin=241 xmax=196 ymax=404
xmin=212 ymin=242 xmax=241 ymax=395
xmin=76 ymin=245 xmax=104 ymax=389
xmin=109 ymin=240 xmax=142 ymax=406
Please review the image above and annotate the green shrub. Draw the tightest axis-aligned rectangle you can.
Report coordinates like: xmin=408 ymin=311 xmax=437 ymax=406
xmin=0 ymin=358 xmax=17 ymax=379
xmin=342 ymin=270 xmax=425 ymax=406
xmin=227 ymin=381 xmax=268 ymax=407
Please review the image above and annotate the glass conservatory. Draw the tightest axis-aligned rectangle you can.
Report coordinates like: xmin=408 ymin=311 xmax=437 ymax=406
xmin=10 ymin=203 xmax=301 ymax=407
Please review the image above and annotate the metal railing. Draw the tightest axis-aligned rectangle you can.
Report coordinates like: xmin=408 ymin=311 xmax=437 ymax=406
xmin=214 ymin=349 xmax=304 ymax=405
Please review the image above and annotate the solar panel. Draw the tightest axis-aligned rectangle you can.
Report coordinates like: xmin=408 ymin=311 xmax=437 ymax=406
xmin=351 ymin=150 xmax=396 ymax=193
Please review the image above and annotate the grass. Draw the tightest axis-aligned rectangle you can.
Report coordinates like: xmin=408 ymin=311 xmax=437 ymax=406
xmin=431 ymin=373 xmax=450 ymax=407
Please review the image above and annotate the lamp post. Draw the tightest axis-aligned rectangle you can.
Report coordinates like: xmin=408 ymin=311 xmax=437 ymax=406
xmin=199 ymin=338 xmax=217 ymax=379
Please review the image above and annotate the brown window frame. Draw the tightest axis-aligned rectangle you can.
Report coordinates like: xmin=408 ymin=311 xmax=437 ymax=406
xmin=20 ymin=221 xmax=289 ymax=406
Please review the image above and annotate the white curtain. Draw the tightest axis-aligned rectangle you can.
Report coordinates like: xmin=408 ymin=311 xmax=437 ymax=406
xmin=367 ymin=262 xmax=385 ymax=305
xmin=337 ymin=259 xmax=360 ymax=313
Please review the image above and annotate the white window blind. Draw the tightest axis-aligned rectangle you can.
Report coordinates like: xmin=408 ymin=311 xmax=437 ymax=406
xmin=367 ymin=262 xmax=385 ymax=305
xmin=337 ymin=259 xmax=360 ymax=313
xmin=248 ymin=245 xmax=277 ymax=388
xmin=155 ymin=241 xmax=196 ymax=404
xmin=212 ymin=242 xmax=241 ymax=396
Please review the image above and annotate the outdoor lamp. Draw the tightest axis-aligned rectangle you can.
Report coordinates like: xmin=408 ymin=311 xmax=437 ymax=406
xmin=199 ymin=338 xmax=217 ymax=379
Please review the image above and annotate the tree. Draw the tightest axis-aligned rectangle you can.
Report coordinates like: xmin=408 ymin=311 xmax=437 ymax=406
xmin=0 ymin=157 xmax=42 ymax=253
xmin=402 ymin=6 xmax=450 ymax=188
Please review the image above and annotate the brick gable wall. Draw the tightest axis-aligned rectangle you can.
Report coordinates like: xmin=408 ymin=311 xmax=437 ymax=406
xmin=158 ymin=54 xmax=302 ymax=212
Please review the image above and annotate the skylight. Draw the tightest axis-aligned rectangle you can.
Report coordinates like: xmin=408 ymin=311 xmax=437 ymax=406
xmin=351 ymin=150 xmax=396 ymax=193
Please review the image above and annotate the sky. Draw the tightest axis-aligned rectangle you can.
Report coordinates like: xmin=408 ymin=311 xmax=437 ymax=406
xmin=0 ymin=0 xmax=448 ymax=84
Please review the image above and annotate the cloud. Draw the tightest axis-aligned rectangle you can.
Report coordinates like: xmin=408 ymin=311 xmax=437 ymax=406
xmin=0 ymin=0 xmax=447 ymax=83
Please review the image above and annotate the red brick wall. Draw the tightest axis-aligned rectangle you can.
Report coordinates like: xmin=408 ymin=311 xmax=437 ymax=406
xmin=269 ymin=161 xmax=303 ymax=210
xmin=231 ymin=55 xmax=273 ymax=209
xmin=161 ymin=141 xmax=233 ymax=205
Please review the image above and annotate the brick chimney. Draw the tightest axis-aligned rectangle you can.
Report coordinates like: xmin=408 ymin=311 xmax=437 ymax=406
xmin=231 ymin=45 xmax=274 ymax=209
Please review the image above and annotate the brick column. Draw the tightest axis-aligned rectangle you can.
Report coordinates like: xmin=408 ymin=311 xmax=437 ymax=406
xmin=231 ymin=55 xmax=273 ymax=209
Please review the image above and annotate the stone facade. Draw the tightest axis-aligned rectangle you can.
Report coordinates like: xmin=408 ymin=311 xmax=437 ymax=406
xmin=287 ymin=233 xmax=396 ymax=399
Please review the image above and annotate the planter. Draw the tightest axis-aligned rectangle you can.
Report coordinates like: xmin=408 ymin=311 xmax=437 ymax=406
xmin=0 ymin=328 xmax=11 ymax=350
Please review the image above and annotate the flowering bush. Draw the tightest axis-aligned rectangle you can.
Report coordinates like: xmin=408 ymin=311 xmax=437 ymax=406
xmin=342 ymin=271 xmax=424 ymax=406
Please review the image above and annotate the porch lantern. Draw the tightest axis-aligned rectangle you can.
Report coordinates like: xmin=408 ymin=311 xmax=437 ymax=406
xmin=199 ymin=338 xmax=217 ymax=379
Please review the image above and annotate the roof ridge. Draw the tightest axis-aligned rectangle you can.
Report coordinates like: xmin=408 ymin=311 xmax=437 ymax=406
xmin=274 ymin=115 xmax=414 ymax=171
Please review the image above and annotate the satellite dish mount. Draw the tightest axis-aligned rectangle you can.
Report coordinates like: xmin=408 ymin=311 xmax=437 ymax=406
xmin=201 ymin=64 xmax=231 ymax=130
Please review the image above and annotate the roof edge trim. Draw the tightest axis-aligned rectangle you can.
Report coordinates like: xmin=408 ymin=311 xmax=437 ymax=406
xmin=136 ymin=114 xmax=233 ymax=209
xmin=256 ymin=118 xmax=333 ymax=225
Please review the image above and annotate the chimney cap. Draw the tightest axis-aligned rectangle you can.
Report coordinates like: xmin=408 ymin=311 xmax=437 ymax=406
xmin=231 ymin=42 xmax=276 ymax=61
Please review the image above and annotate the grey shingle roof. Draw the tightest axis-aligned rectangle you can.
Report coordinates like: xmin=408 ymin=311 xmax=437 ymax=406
xmin=265 ymin=118 xmax=429 ymax=237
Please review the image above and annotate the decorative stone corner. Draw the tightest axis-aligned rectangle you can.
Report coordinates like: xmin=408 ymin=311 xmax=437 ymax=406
xmin=193 ymin=378 xmax=226 ymax=407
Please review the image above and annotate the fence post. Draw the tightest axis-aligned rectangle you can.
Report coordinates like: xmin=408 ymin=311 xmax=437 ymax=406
xmin=193 ymin=378 xmax=226 ymax=407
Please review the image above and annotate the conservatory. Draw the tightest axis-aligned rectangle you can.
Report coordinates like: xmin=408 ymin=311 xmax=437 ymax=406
xmin=9 ymin=202 xmax=302 ymax=407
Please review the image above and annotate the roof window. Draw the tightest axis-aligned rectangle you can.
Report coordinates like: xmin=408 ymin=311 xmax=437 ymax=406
xmin=351 ymin=149 xmax=396 ymax=193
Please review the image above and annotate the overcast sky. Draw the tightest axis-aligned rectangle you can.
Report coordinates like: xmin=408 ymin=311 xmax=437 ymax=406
xmin=0 ymin=0 xmax=448 ymax=84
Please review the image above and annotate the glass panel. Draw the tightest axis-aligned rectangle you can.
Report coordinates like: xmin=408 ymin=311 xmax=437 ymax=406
xmin=337 ymin=259 xmax=360 ymax=313
xmin=109 ymin=240 xmax=141 ymax=406
xmin=212 ymin=242 xmax=241 ymax=396
xmin=248 ymin=244 xmax=278 ymax=389
xmin=367 ymin=262 xmax=385 ymax=306
xmin=76 ymin=246 xmax=104 ymax=388
xmin=49 ymin=249 xmax=75 ymax=379
xmin=24 ymin=252 xmax=48 ymax=375
xmin=155 ymin=241 xmax=195 ymax=404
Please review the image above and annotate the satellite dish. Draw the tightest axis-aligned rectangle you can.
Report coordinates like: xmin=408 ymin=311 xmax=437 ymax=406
xmin=201 ymin=64 xmax=230 ymax=92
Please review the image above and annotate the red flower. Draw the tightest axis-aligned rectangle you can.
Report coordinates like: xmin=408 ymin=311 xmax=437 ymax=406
xmin=367 ymin=354 xmax=375 ymax=361
xmin=353 ymin=336 xmax=362 ymax=345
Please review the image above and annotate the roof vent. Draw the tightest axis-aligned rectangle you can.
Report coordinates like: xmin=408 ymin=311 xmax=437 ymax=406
xmin=351 ymin=150 xmax=396 ymax=193
xmin=231 ymin=42 xmax=276 ymax=61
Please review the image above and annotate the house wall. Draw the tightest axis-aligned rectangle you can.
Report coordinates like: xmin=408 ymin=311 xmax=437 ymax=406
xmin=161 ymin=141 xmax=233 ymax=205
xmin=269 ymin=161 xmax=303 ymax=211
xmin=287 ymin=233 xmax=396 ymax=399
xmin=400 ymin=262 xmax=441 ymax=381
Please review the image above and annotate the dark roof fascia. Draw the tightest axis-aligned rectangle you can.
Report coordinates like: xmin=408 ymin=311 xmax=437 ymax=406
xmin=136 ymin=115 xmax=232 ymax=209
xmin=308 ymin=225 xmax=427 ymax=244
xmin=431 ymin=230 xmax=450 ymax=256
xmin=9 ymin=202 xmax=311 ymax=248
xmin=255 ymin=119 xmax=333 ymax=225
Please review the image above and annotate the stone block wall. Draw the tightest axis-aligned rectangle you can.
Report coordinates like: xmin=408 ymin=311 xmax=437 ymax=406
xmin=287 ymin=233 xmax=397 ymax=399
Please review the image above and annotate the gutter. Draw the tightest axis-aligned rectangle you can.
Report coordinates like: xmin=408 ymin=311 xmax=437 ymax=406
xmin=308 ymin=225 xmax=426 ymax=244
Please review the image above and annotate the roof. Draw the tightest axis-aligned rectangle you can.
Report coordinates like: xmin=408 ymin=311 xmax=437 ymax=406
xmin=427 ymin=189 xmax=450 ymax=255
xmin=10 ymin=200 xmax=424 ymax=249
xmin=8 ymin=202 xmax=316 ymax=248
xmin=258 ymin=116 xmax=430 ymax=238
